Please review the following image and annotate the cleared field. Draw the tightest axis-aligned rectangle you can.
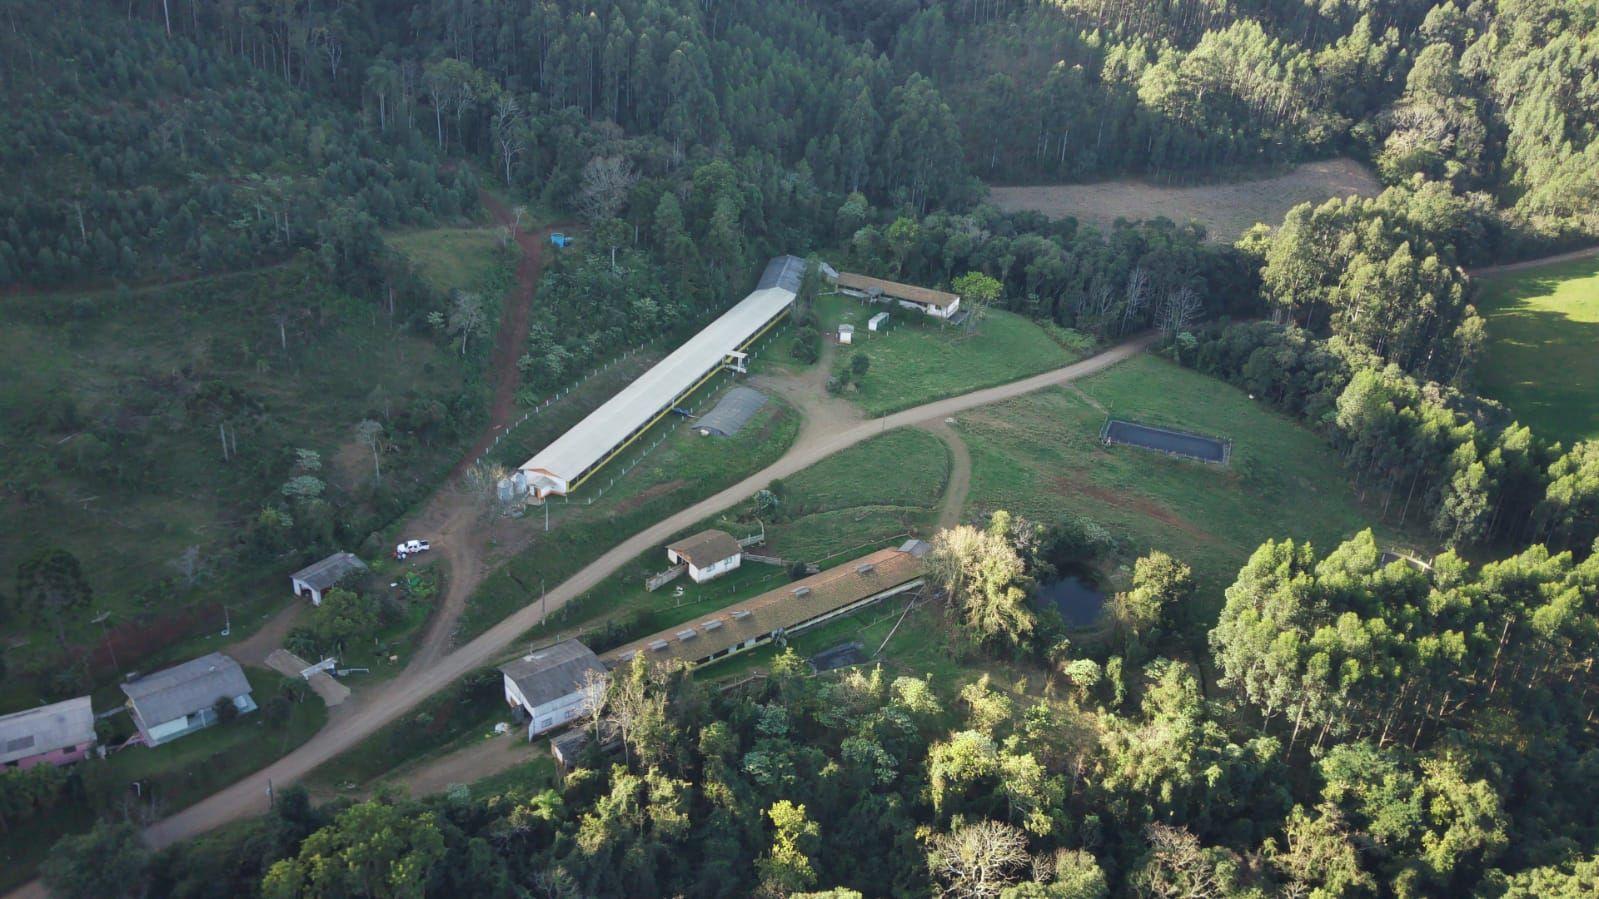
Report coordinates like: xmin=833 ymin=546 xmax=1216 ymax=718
xmin=988 ymin=158 xmax=1380 ymax=242
xmin=0 ymin=260 xmax=483 ymax=680
xmin=814 ymin=294 xmax=1090 ymax=416
xmin=387 ymin=226 xmax=510 ymax=294
xmin=1476 ymin=254 xmax=1599 ymax=443
xmin=956 ymin=355 xmax=1404 ymax=602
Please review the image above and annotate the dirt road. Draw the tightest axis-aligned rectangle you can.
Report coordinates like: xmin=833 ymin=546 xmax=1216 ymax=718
xmin=133 ymin=333 xmax=1151 ymax=853
xmin=404 ymin=200 xmax=577 ymax=671
xmin=920 ymin=419 xmax=972 ymax=531
xmin=1466 ymin=245 xmax=1599 ymax=277
xmin=382 ymin=733 xmax=544 ymax=798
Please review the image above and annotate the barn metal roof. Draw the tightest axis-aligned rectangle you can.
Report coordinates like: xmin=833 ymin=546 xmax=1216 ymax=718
xmin=518 ymin=256 xmax=802 ymax=492
xmin=694 ymin=387 xmax=769 ymax=437
xmin=0 ymin=696 xmax=95 ymax=764
xmin=500 ymin=640 xmax=605 ymax=708
xmin=290 ymin=552 xmax=368 ymax=590
xmin=837 ymin=272 xmax=960 ymax=308
xmin=121 ymin=653 xmax=252 ymax=725
xmin=666 ymin=529 xmax=743 ymax=568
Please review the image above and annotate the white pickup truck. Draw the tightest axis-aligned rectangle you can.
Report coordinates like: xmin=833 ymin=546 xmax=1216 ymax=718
xmin=394 ymin=539 xmax=432 ymax=559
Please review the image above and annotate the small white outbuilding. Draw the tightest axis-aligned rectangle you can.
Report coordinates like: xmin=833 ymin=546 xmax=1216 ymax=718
xmin=838 ymin=323 xmax=855 ymax=344
xmin=666 ymin=529 xmax=744 ymax=584
xmin=868 ymin=312 xmax=890 ymax=332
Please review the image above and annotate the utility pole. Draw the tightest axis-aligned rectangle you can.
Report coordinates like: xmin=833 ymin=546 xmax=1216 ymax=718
xmin=93 ymin=610 xmax=119 ymax=671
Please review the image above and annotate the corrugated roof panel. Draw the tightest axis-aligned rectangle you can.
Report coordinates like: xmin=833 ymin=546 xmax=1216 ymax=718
xmin=519 ymin=257 xmax=803 ymax=491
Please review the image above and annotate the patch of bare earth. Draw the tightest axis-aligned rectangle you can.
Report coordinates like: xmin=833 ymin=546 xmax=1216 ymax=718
xmin=987 ymin=158 xmax=1380 ymax=243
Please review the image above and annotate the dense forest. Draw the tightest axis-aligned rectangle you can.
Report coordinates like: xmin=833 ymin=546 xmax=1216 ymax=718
xmin=4 ymin=0 xmax=1599 ymax=896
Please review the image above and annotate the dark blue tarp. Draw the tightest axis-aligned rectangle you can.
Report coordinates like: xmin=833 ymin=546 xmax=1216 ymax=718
xmin=1104 ymin=420 xmax=1228 ymax=463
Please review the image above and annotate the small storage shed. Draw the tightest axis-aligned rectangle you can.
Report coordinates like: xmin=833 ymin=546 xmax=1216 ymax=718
xmin=838 ymin=323 xmax=855 ymax=344
xmin=0 ymin=696 xmax=96 ymax=769
xmin=122 ymin=653 xmax=256 ymax=747
xmin=868 ymin=311 xmax=890 ymax=332
xmin=500 ymin=640 xmax=606 ymax=739
xmin=290 ymin=552 xmax=368 ymax=606
xmin=666 ymin=529 xmax=744 ymax=583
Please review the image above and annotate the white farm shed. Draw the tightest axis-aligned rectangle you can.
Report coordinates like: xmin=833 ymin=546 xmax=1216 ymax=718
xmin=868 ymin=311 xmax=890 ymax=331
xmin=511 ymin=256 xmax=805 ymax=499
xmin=838 ymin=323 xmax=855 ymax=344
xmin=500 ymin=640 xmax=607 ymax=739
xmin=290 ymin=552 xmax=368 ymax=606
xmin=666 ymin=529 xmax=743 ymax=583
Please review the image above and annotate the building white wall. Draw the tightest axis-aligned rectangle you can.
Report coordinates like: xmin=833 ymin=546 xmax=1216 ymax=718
xmin=290 ymin=577 xmax=324 ymax=605
xmin=688 ymin=554 xmax=741 ymax=583
xmin=504 ymin=675 xmax=600 ymax=739
xmin=896 ymin=297 xmax=960 ymax=319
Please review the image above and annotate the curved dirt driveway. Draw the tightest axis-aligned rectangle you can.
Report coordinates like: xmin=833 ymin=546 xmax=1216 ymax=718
xmin=920 ymin=419 xmax=973 ymax=531
xmin=128 ymin=333 xmax=1152 ymax=853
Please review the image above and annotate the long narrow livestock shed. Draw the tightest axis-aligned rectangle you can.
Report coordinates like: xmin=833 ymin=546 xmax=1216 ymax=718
xmin=510 ymin=255 xmax=805 ymax=498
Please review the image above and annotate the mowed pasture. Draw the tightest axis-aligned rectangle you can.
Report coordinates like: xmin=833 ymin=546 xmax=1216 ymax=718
xmin=956 ymin=355 xmax=1404 ymax=605
xmin=1475 ymin=254 xmax=1599 ymax=444
xmin=988 ymin=157 xmax=1380 ymax=242
xmin=813 ymin=293 xmax=1091 ymax=416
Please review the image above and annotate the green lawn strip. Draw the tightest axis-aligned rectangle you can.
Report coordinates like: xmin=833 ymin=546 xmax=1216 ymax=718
xmin=812 ymin=294 xmax=1085 ymax=416
xmin=458 ymin=390 xmax=802 ymax=641
xmin=1475 ymin=255 xmax=1599 ymax=443
xmin=0 ymin=667 xmax=326 ymax=890
xmin=957 ymin=355 xmax=1409 ymax=606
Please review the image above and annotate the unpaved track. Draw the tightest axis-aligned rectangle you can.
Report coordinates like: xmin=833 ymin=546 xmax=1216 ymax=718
xmin=1467 ymin=245 xmax=1599 ymax=277
xmin=921 ymin=419 xmax=972 ymax=531
xmin=406 ymin=199 xmax=576 ymax=670
xmin=384 ymin=733 xmax=543 ymax=798
xmin=134 ymin=333 xmax=1151 ymax=853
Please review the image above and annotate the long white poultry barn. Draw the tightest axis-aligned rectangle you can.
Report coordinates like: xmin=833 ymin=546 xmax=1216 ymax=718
xmin=508 ymin=255 xmax=806 ymax=499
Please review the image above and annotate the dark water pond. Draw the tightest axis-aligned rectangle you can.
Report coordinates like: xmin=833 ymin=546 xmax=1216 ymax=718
xmin=1037 ymin=575 xmax=1107 ymax=628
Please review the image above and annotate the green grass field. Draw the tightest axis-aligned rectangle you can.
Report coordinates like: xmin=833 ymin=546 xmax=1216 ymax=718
xmin=387 ymin=226 xmax=511 ymax=295
xmin=957 ymin=355 xmax=1404 ymax=602
xmin=0 ymin=260 xmax=486 ymax=684
xmin=812 ymin=294 xmax=1090 ymax=416
xmin=1476 ymin=255 xmax=1599 ymax=443
xmin=502 ymin=428 xmax=951 ymax=659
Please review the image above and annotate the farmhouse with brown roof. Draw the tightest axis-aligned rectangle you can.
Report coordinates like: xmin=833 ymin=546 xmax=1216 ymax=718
xmin=666 ymin=529 xmax=744 ymax=584
xmin=834 ymin=272 xmax=962 ymax=319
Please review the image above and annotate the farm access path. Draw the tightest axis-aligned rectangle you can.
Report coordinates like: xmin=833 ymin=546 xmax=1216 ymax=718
xmin=401 ymin=196 xmax=577 ymax=673
xmin=124 ymin=332 xmax=1153 ymax=856
xmin=1466 ymin=245 xmax=1599 ymax=277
